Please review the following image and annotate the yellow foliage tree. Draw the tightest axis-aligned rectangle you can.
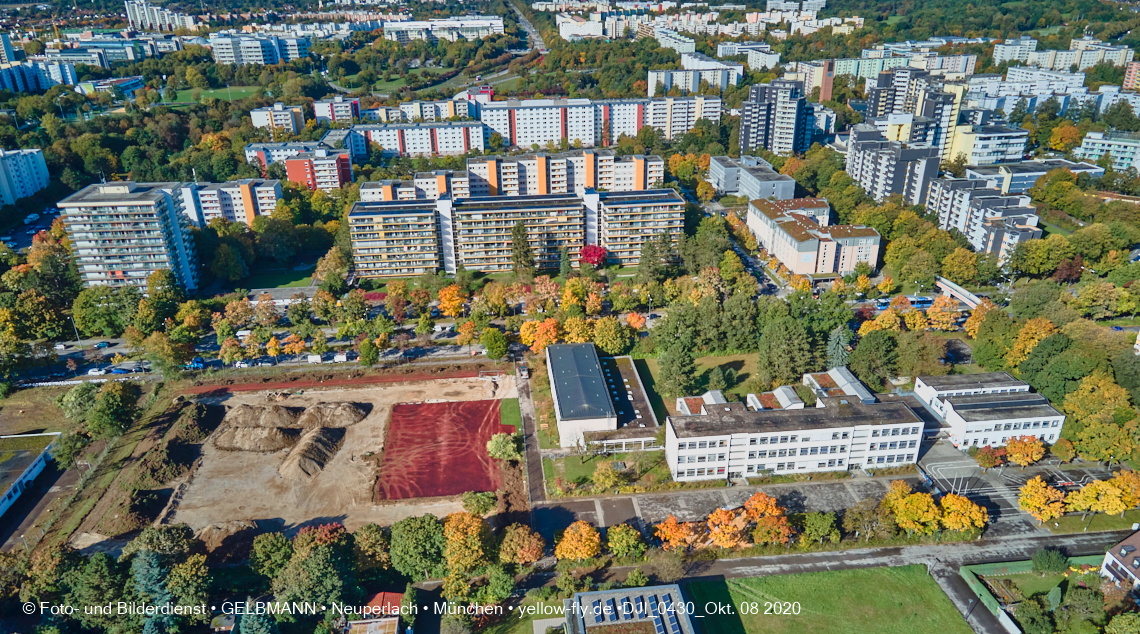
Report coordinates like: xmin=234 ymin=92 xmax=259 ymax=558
xmin=555 ymin=520 xmax=601 ymax=561
xmin=563 ymin=316 xmax=594 ymax=344
xmin=902 ymin=309 xmax=929 ymax=331
xmin=437 ymin=284 xmax=467 ymax=318
xmin=1019 ymin=476 xmax=1066 ymax=524
xmin=1066 ymin=480 xmax=1127 ymax=518
xmin=1005 ymin=435 xmax=1045 ymax=469
xmin=707 ymin=508 xmax=746 ymax=549
xmin=855 ymin=275 xmax=872 ymax=295
xmin=1004 ymin=317 xmax=1057 ymax=370
xmin=1112 ymin=470 xmax=1140 ymax=511
xmin=893 ymin=493 xmax=942 ymax=536
xmin=1063 ymin=372 xmax=1132 ymax=428
xmin=877 ymin=276 xmax=896 ymax=294
xmin=858 ymin=308 xmax=902 ymax=335
xmin=940 ymin=493 xmax=988 ymax=532
xmin=926 ymin=295 xmax=960 ymax=331
xmin=963 ymin=298 xmax=996 ymax=339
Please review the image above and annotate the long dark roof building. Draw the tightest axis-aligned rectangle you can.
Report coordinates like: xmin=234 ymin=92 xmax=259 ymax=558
xmin=547 ymin=343 xmax=617 ymax=421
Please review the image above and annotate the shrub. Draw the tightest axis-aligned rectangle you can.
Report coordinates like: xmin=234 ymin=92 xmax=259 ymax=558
xmin=1032 ymin=547 xmax=1069 ymax=575
xmin=461 ymin=491 xmax=497 ymax=516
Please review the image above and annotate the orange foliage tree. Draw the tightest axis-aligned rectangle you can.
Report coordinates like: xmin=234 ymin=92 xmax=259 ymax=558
xmin=963 ymin=298 xmax=996 ymax=339
xmin=744 ymin=491 xmax=792 ymax=546
xmin=707 ymin=509 xmax=746 ymax=549
xmin=437 ymin=284 xmax=468 ymax=318
xmin=926 ymin=295 xmax=960 ymax=331
xmin=520 ymin=318 xmax=560 ymax=353
xmin=555 ymin=520 xmax=601 ymax=561
xmin=1005 ymin=435 xmax=1046 ymax=469
xmin=1019 ymin=476 xmax=1067 ymax=524
xmin=498 ymin=523 xmax=546 ymax=565
xmin=443 ymin=512 xmax=490 ymax=574
xmin=626 ymin=312 xmax=647 ymax=330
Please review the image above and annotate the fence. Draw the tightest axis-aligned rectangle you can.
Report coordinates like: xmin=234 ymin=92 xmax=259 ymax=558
xmin=959 ymin=555 xmax=1108 ymax=616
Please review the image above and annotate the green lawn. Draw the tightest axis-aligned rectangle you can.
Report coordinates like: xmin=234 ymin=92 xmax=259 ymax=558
xmin=990 ymin=572 xmax=1066 ymax=598
xmin=174 ymin=86 xmax=264 ymax=102
xmin=544 ymin=452 xmax=671 ymax=493
xmin=1048 ymin=509 xmax=1140 ymax=534
xmin=687 ymin=566 xmax=973 ymax=634
xmin=370 ymin=77 xmax=409 ymax=94
xmin=1039 ymin=220 xmax=1074 ymax=237
xmin=639 ymin=354 xmax=759 ymax=415
xmin=244 ymin=267 xmax=314 ymax=289
xmin=500 ymin=398 xmax=522 ymax=432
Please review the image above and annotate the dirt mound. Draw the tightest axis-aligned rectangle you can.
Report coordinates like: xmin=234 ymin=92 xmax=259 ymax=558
xmin=279 ymin=428 xmax=345 ymax=480
xmin=223 ymin=404 xmax=303 ymax=428
xmin=195 ymin=520 xmax=259 ymax=563
xmin=295 ymin=402 xmax=368 ymax=428
xmin=213 ymin=426 xmax=300 ymax=452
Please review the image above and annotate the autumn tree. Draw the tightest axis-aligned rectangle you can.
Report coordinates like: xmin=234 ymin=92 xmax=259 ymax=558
xmin=281 ymin=333 xmax=306 ymax=356
xmin=437 ymin=284 xmax=467 ymax=319
xmin=555 ymin=521 xmax=601 ymax=561
xmin=654 ymin=515 xmax=692 ymax=551
xmin=744 ymin=491 xmax=793 ymax=546
xmin=1111 ymin=470 xmax=1140 ymax=511
xmin=892 ymin=492 xmax=942 ymax=536
xmin=1019 ymin=476 xmax=1067 ymax=524
xmin=456 ymin=321 xmax=479 ymax=349
xmin=926 ymin=295 xmax=960 ymax=331
xmin=593 ymin=316 xmax=631 ymax=355
xmin=975 ymin=445 xmax=1006 ymax=470
xmin=443 ymin=512 xmax=491 ymax=574
xmin=1051 ymin=438 xmax=1076 ymax=463
xmin=519 ymin=318 xmax=560 ymax=353
xmin=1005 ymin=317 xmax=1057 ymax=369
xmin=1006 ymin=435 xmax=1046 ymax=469
xmin=964 ymin=298 xmax=997 ymax=339
xmin=499 ymin=524 xmax=546 ymax=565
xmin=1067 ymin=480 xmax=1126 ymax=519
xmin=606 ymin=523 xmax=647 ymax=559
xmin=940 ymin=494 xmax=988 ymax=533
xmin=707 ymin=508 xmax=747 ymax=549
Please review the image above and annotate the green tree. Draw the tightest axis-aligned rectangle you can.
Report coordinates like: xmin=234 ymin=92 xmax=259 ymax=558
xmin=65 ymin=554 xmax=126 ymax=631
xmin=826 ymin=326 xmax=851 ymax=368
xmin=235 ymin=598 xmax=279 ymax=634
xmin=849 ymin=330 xmax=898 ymax=392
xmin=461 ymin=491 xmax=497 ymax=516
xmin=1031 ymin=547 xmax=1068 ymax=574
xmin=800 ymin=512 xmax=840 ymax=544
xmin=510 ymin=220 xmax=535 ymax=277
xmin=72 ymin=286 xmax=141 ymax=337
xmin=1108 ymin=613 xmax=1140 ymax=634
xmin=606 ymin=523 xmax=646 ymax=559
xmin=656 ymin=342 xmax=697 ymax=398
xmin=480 ymin=327 xmax=509 ymax=359
xmin=487 ymin=433 xmax=521 ymax=461
xmin=87 ymin=381 xmax=139 ymax=439
xmin=359 ymin=337 xmax=379 ymax=366
xmin=250 ymin=533 xmax=293 ymax=580
xmin=559 ymin=247 xmax=573 ymax=279
xmin=389 ymin=515 xmax=445 ymax=581
xmin=755 ymin=317 xmax=813 ymax=389
xmin=1015 ymin=598 xmax=1054 ymax=634
xmin=211 ymin=243 xmax=248 ymax=281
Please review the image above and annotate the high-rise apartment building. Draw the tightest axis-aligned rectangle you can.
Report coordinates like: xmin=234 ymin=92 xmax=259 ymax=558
xmin=125 ymin=0 xmax=198 ymax=31
xmin=993 ymin=36 xmax=1038 ymax=65
xmin=250 ymin=103 xmax=306 ymax=134
xmin=739 ymin=80 xmax=809 ymax=155
xmin=284 ymin=148 xmax=353 ymax=192
xmin=58 ymin=182 xmax=200 ymax=292
xmin=313 ymin=95 xmax=360 ymax=123
xmin=209 ymin=36 xmax=310 ymax=65
xmin=245 ymin=142 xmax=330 ymax=169
xmin=1126 ymin=61 xmax=1140 ymax=91
xmin=0 ymin=149 xmax=49 ymax=206
xmin=466 ymin=151 xmax=664 ymax=197
xmin=348 ymin=189 xmax=684 ymax=276
xmin=325 ymin=121 xmax=486 ymax=159
xmin=400 ymin=99 xmax=471 ymax=121
xmin=926 ymin=177 xmax=1043 ymax=263
xmin=181 ymin=179 xmax=282 ymax=226
xmin=845 ymin=124 xmax=940 ymax=204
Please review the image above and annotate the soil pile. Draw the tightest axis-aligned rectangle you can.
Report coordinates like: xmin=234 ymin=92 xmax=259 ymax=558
xmin=195 ymin=520 xmax=259 ymax=563
xmin=222 ymin=404 xmax=302 ymax=428
xmin=279 ymin=428 xmax=346 ymax=480
xmin=295 ymin=402 xmax=368 ymax=428
xmin=213 ymin=427 xmax=300 ymax=452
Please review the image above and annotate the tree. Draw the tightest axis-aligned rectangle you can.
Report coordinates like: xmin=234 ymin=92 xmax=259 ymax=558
xmin=800 ymin=512 xmax=840 ymax=545
xmin=498 ymin=523 xmax=545 ymax=565
xmin=519 ymin=318 xmax=559 ymax=353
xmin=211 ymin=243 xmax=248 ymax=281
xmin=1015 ymin=598 xmax=1055 ymax=634
xmin=744 ymin=491 xmax=793 ymax=546
xmin=250 ymin=533 xmax=293 ymax=579
xmin=848 ymin=330 xmax=898 ymax=392
xmin=1107 ymin=613 xmax=1140 ymax=634
xmin=939 ymin=494 xmax=988 ymax=532
xmin=1019 ymin=476 xmax=1067 ymax=524
xmin=555 ymin=520 xmax=601 ymax=561
xmin=964 ymin=298 xmax=996 ymax=339
xmin=72 ymin=286 xmax=141 ymax=337
xmin=166 ymin=553 xmax=209 ymax=618
xmin=1051 ymin=438 xmax=1076 ymax=463
xmin=975 ymin=445 xmax=1006 ymax=470
xmin=487 ymin=433 xmax=521 ymax=461
xmin=480 ymin=328 xmax=509 ymax=359
xmin=358 ymin=337 xmax=379 ymax=366
xmin=593 ymin=316 xmax=632 ymax=355
xmin=1063 ymin=372 xmax=1132 ymax=428
xmin=1112 ymin=470 xmax=1140 ymax=511
xmin=353 ymin=524 xmax=391 ymax=572
xmin=1005 ymin=435 xmax=1046 ymax=469
xmin=755 ymin=317 xmax=813 ymax=389
xmin=219 ymin=337 xmax=245 ymax=365
xmin=707 ymin=508 xmax=747 ymax=549
xmin=235 ymin=598 xmax=279 ymax=634
xmin=1031 ymin=547 xmax=1069 ymax=574
xmin=559 ymin=247 xmax=573 ymax=279
xmin=892 ymin=493 xmax=942 ymax=536
xmin=88 ymin=381 xmax=139 ymax=439
xmin=826 ymin=326 xmax=851 ymax=368
xmin=941 ymin=248 xmax=978 ymax=285
xmin=656 ymin=342 xmax=697 ymax=398
xmin=389 ymin=515 xmax=445 ymax=581
xmin=654 ymin=515 xmax=698 ymax=551
xmin=592 ymin=460 xmax=624 ymax=492
xmin=625 ymin=567 xmax=649 ymax=588
xmin=443 ymin=512 xmax=490 ymax=574
xmin=1005 ymin=317 xmax=1058 ymax=370
xmin=926 ymin=296 xmax=960 ymax=331
xmin=842 ymin=496 xmax=896 ymax=542
xmin=606 ymin=523 xmax=646 ymax=559
xmin=510 ymin=220 xmax=535 ymax=277
xmin=581 ymin=244 xmax=607 ymax=268
xmin=1067 ymin=479 xmax=1126 ymax=519
xmin=437 ymin=284 xmax=467 ymax=318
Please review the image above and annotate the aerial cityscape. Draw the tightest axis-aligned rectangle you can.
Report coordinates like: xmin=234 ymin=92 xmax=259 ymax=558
xmin=3 ymin=0 xmax=1140 ymax=632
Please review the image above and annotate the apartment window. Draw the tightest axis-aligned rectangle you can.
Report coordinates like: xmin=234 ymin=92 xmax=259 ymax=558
xmin=779 ymin=436 xmax=789 ymax=444
xmin=800 ymin=448 xmax=808 ymax=456
xmin=750 ymin=438 xmax=758 ymax=446
xmin=872 ymin=430 xmax=880 ymax=437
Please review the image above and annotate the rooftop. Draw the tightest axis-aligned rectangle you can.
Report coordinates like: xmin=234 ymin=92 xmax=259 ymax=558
xmin=60 ymin=181 xmax=180 ymax=205
xmin=0 ymin=434 xmax=55 ymax=500
xmin=916 ymin=372 xmax=1025 ymax=392
xmin=348 ymin=200 xmax=439 ymax=217
xmin=597 ymin=189 xmax=685 ymax=206
xmin=669 ymin=400 xmax=921 ymax=437
xmin=548 ymin=343 xmax=618 ymax=421
xmin=566 ymin=585 xmax=696 ymax=634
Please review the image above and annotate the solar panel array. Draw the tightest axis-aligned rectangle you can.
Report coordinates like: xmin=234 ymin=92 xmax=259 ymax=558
xmin=586 ymin=592 xmax=684 ymax=634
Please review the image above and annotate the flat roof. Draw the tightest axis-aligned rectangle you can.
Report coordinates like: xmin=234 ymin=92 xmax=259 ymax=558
xmin=566 ymin=585 xmax=696 ymax=634
xmin=60 ymin=181 xmax=181 ymax=205
xmin=670 ymin=400 xmax=921 ymax=437
xmin=597 ymin=189 xmax=685 ymax=205
xmin=348 ymin=200 xmax=438 ymax=216
xmin=0 ymin=435 xmax=54 ymax=500
xmin=917 ymin=372 xmax=1025 ymax=391
xmin=547 ymin=343 xmax=618 ymax=421
xmin=950 ymin=402 xmax=1063 ymax=423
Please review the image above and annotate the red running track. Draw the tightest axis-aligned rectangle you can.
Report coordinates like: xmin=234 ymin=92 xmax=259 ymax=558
xmin=376 ymin=399 xmax=510 ymax=500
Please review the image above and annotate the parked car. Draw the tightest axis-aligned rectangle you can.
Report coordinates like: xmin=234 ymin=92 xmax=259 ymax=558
xmin=257 ymin=360 xmax=275 ymax=367
xmin=94 ymin=341 xmax=111 ymax=349
xmin=87 ymin=368 xmax=107 ymax=375
xmin=307 ymin=354 xmax=322 ymax=364
xmin=519 ymin=366 xmax=529 ymax=379
xmin=110 ymin=367 xmax=131 ymax=374
xmin=182 ymin=357 xmax=204 ymax=370
xmin=234 ymin=361 xmax=250 ymax=368
xmin=53 ymin=343 xmax=66 ymax=350
xmin=333 ymin=352 xmax=348 ymax=363
xmin=23 ymin=213 xmax=39 ymax=224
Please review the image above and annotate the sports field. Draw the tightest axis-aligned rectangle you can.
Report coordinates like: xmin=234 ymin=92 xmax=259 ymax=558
xmin=375 ymin=399 xmax=512 ymax=500
xmin=687 ymin=565 xmax=972 ymax=634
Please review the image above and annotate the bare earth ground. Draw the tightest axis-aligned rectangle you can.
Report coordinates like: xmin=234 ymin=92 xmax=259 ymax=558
xmin=168 ymin=376 xmax=517 ymax=533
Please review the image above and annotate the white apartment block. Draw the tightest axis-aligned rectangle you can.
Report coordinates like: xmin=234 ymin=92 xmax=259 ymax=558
xmin=963 ymin=159 xmax=1104 ymax=195
xmin=1027 ymin=36 xmax=1134 ymax=71
xmin=245 ymin=142 xmax=329 ymax=168
xmin=746 ymin=198 xmax=880 ymax=275
xmin=58 ymin=182 xmax=200 ymax=292
xmin=466 ymin=150 xmax=664 ymax=197
xmin=313 ymin=95 xmax=359 ymax=123
xmin=180 ymin=179 xmax=282 ymax=226
xmin=654 ymin=28 xmax=695 ymax=53
xmin=0 ymin=149 xmax=48 ymax=206
xmin=707 ymin=155 xmax=796 ymax=200
xmin=328 ymin=122 xmax=486 ymax=159
xmin=1075 ymin=131 xmax=1140 ymax=171
xmin=666 ymin=398 xmax=924 ymax=480
xmin=400 ymin=99 xmax=471 ymax=121
xmin=480 ymin=98 xmax=598 ymax=149
xmin=381 ymin=17 xmax=504 ymax=43
xmin=594 ymin=189 xmax=685 ymax=264
xmin=846 ymin=124 xmax=940 ymax=204
xmin=1096 ymin=85 xmax=1140 ymax=114
xmin=926 ymin=177 xmax=1042 ymax=263
xmin=0 ymin=61 xmax=78 ymax=93
xmin=914 ymin=374 xmax=1063 ymax=449
xmin=947 ymin=124 xmax=1028 ymax=166
xmin=647 ymin=53 xmax=743 ymax=96
xmin=363 ymin=106 xmax=405 ymax=122
xmin=349 ymin=200 xmax=443 ymax=278
xmin=739 ymin=79 xmax=810 ymax=155
xmin=993 ymin=36 xmax=1037 ymax=65
xmin=250 ymin=103 xmax=305 ymax=134
xmin=1003 ymin=66 xmax=1086 ymax=92
xmin=125 ymin=0 xmax=198 ymax=31
xmin=209 ymin=36 xmax=311 ymax=65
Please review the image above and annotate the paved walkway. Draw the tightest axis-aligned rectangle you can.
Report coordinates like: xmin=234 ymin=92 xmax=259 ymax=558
xmin=517 ymin=355 xmax=546 ymax=508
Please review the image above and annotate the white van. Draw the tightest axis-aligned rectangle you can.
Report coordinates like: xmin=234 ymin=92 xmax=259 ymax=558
xmin=333 ymin=352 xmax=348 ymax=363
xmin=236 ymin=329 xmax=252 ymax=338
xmin=307 ymin=354 xmax=322 ymax=364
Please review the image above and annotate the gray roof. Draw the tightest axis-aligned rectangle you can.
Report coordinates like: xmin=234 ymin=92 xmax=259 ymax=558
xmin=917 ymin=372 xmax=1025 ymax=392
xmin=565 ymin=585 xmax=696 ymax=634
xmin=59 ymin=181 xmax=180 ymax=205
xmin=670 ymin=400 xmax=922 ymax=437
xmin=945 ymin=392 xmax=1063 ymax=422
xmin=547 ymin=343 xmax=617 ymax=421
